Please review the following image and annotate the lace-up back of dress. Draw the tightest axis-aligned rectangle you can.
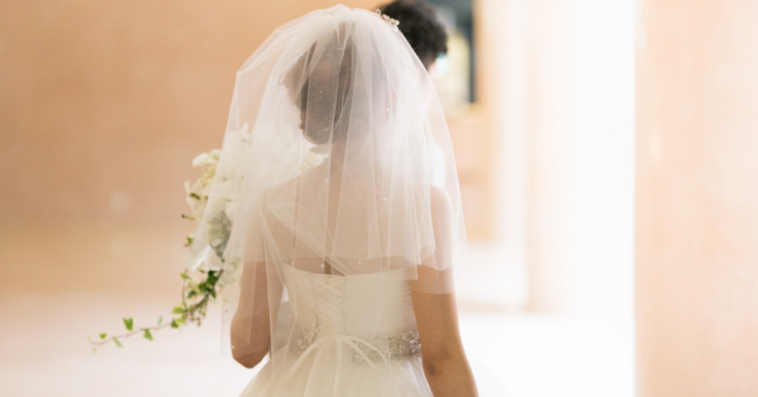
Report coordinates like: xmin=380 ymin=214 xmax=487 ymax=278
xmin=282 ymin=264 xmax=418 ymax=338
xmin=280 ymin=263 xmax=421 ymax=371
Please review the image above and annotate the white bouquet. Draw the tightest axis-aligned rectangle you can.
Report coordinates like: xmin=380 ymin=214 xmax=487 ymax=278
xmin=90 ymin=123 xmax=326 ymax=350
xmin=185 ymin=124 xmax=251 ymax=273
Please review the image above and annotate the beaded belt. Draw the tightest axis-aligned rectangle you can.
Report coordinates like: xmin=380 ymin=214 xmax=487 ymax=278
xmin=290 ymin=326 xmax=422 ymax=364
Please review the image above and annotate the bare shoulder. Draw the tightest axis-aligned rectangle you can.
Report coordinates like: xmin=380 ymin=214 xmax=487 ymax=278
xmin=428 ymin=185 xmax=451 ymax=211
xmin=427 ymin=185 xmax=452 ymax=230
xmin=262 ymin=175 xmax=300 ymax=200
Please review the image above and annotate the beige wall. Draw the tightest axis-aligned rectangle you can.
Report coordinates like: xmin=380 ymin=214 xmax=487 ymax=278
xmin=0 ymin=0 xmax=384 ymax=299
xmin=0 ymin=0 xmax=377 ymax=224
xmin=636 ymin=1 xmax=758 ymax=395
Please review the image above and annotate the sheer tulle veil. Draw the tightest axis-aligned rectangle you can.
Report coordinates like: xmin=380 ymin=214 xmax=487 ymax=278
xmin=188 ymin=4 xmax=467 ymax=365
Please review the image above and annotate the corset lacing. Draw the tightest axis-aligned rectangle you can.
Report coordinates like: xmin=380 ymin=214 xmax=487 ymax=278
xmin=284 ymin=275 xmax=389 ymax=391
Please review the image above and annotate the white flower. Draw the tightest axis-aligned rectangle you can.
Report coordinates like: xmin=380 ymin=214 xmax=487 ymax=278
xmin=187 ymin=245 xmax=224 ymax=272
xmin=299 ymin=149 xmax=328 ymax=173
xmin=192 ymin=153 xmax=210 ymax=168
xmin=225 ymin=201 xmax=239 ymax=220
xmin=212 ymin=180 xmax=237 ymax=198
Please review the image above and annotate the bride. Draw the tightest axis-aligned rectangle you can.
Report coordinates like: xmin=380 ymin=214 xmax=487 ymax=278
xmin=192 ymin=5 xmax=507 ymax=397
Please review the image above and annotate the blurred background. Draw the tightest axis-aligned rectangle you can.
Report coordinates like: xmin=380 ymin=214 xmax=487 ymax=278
xmin=1 ymin=0 xmax=756 ymax=396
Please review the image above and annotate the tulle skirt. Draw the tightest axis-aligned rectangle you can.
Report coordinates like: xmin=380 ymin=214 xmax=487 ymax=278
xmin=239 ymin=347 xmax=511 ymax=397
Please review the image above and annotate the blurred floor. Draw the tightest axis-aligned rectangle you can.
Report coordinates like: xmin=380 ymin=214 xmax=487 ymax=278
xmin=0 ymin=224 xmax=633 ymax=397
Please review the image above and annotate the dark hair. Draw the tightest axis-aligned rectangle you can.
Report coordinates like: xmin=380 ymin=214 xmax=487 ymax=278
xmin=283 ymin=34 xmax=354 ymax=145
xmin=379 ymin=0 xmax=448 ymax=69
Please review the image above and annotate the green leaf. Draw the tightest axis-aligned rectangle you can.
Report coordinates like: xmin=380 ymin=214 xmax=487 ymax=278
xmin=123 ymin=317 xmax=134 ymax=331
xmin=99 ymin=332 xmax=107 ymax=340
xmin=187 ymin=290 xmax=197 ymax=299
xmin=92 ymin=347 xmax=97 ymax=354
xmin=114 ymin=339 xmax=123 ymax=348
xmin=170 ymin=319 xmax=179 ymax=329
xmin=172 ymin=306 xmax=185 ymax=314
xmin=189 ymin=193 xmax=201 ymax=200
xmin=180 ymin=273 xmax=192 ymax=281
xmin=157 ymin=315 xmax=163 ymax=325
xmin=143 ymin=329 xmax=153 ymax=341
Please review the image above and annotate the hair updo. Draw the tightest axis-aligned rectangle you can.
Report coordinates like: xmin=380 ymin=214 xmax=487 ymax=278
xmin=379 ymin=0 xmax=447 ymax=70
xmin=283 ymin=31 xmax=355 ymax=145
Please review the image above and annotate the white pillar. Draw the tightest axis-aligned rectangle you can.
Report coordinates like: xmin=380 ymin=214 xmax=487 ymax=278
xmin=477 ymin=0 xmax=634 ymax=313
xmin=475 ymin=0 xmax=530 ymax=308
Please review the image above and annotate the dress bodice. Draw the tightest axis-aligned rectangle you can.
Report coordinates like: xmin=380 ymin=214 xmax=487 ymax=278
xmin=281 ymin=265 xmax=419 ymax=340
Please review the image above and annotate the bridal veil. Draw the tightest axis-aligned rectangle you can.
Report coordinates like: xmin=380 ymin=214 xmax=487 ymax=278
xmin=189 ymin=4 xmax=467 ymax=382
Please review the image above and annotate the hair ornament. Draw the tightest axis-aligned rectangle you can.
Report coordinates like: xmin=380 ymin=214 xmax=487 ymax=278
xmin=374 ymin=9 xmax=400 ymax=27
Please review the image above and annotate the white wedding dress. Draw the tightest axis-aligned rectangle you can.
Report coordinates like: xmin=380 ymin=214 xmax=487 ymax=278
xmin=239 ymin=265 xmax=509 ymax=397
xmin=190 ymin=6 xmax=511 ymax=396
xmin=240 ymin=265 xmax=431 ymax=396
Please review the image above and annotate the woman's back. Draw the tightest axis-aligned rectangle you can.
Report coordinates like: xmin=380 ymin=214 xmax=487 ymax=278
xmin=239 ymin=265 xmax=431 ymax=397
xmin=232 ymin=162 xmax=480 ymax=396
xmin=189 ymin=5 xmax=504 ymax=396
